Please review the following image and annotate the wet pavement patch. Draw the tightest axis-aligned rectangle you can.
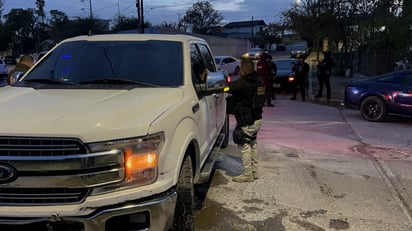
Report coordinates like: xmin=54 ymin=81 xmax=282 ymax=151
xmin=194 ymin=199 xmax=232 ymax=230
xmin=334 ymin=171 xmax=345 ymax=175
xmin=290 ymin=217 xmax=326 ymax=231
xmin=285 ymin=153 xmax=299 ymax=158
xmin=242 ymin=206 xmax=263 ymax=213
xmin=252 ymin=210 xmax=288 ymax=231
xmin=242 ymin=199 xmax=265 ymax=204
xmin=329 ymin=218 xmax=350 ymax=230
xmin=299 ymin=209 xmax=328 ymax=218
xmin=210 ymin=170 xmax=229 ymax=187
xmin=195 ymin=199 xmax=262 ymax=230
xmin=352 ymin=144 xmax=411 ymax=160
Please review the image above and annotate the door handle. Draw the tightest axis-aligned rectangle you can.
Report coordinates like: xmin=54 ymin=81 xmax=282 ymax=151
xmin=192 ymin=103 xmax=199 ymax=114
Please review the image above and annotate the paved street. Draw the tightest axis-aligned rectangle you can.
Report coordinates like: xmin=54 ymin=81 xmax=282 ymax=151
xmin=194 ymin=92 xmax=412 ymax=231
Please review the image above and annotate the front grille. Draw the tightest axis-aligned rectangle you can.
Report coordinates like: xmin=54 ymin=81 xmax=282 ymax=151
xmin=0 ymin=187 xmax=89 ymax=205
xmin=0 ymin=137 xmax=122 ymax=205
xmin=0 ymin=137 xmax=91 ymax=205
xmin=0 ymin=137 xmax=88 ymax=156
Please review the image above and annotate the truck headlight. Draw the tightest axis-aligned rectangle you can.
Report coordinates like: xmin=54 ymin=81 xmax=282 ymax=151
xmin=88 ymin=132 xmax=164 ymax=195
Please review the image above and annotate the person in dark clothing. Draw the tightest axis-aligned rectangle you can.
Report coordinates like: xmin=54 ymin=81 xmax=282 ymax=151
xmin=315 ymin=51 xmax=335 ymax=99
xmin=227 ymin=58 xmax=265 ymax=183
xmin=267 ymin=55 xmax=277 ymax=100
xmin=257 ymin=52 xmax=274 ymax=107
xmin=7 ymin=55 xmax=34 ymax=85
xmin=291 ymin=56 xmax=310 ymax=101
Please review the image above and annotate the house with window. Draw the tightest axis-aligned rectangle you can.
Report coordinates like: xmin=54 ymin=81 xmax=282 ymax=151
xmin=223 ymin=20 xmax=267 ymax=40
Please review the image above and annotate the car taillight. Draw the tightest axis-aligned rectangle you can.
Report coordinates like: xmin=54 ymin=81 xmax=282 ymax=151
xmin=226 ymin=75 xmax=232 ymax=83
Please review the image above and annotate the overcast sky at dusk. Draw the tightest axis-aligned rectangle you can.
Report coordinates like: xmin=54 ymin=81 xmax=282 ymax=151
xmin=3 ymin=0 xmax=299 ymax=25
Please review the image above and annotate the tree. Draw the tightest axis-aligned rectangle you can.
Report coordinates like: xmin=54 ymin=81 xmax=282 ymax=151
xmin=0 ymin=0 xmax=4 ymax=20
xmin=35 ymin=0 xmax=45 ymax=23
xmin=63 ymin=17 xmax=108 ymax=38
xmin=48 ymin=10 xmax=69 ymax=42
xmin=281 ymin=0 xmax=407 ymax=52
xmin=402 ymin=0 xmax=412 ymax=50
xmin=260 ymin=23 xmax=282 ymax=50
xmin=80 ymin=0 xmax=93 ymax=20
xmin=0 ymin=0 xmax=8 ymax=52
xmin=180 ymin=1 xmax=223 ymax=34
xmin=111 ymin=15 xmax=151 ymax=33
xmin=158 ymin=21 xmax=179 ymax=30
xmin=34 ymin=0 xmax=47 ymax=52
xmin=3 ymin=8 xmax=37 ymax=54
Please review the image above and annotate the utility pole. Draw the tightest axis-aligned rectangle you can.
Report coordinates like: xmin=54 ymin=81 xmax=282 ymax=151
xmin=88 ymin=0 xmax=93 ymax=36
xmin=88 ymin=0 xmax=93 ymax=20
xmin=117 ymin=2 xmax=121 ymax=32
xmin=251 ymin=16 xmax=254 ymax=48
xmin=136 ymin=0 xmax=144 ymax=33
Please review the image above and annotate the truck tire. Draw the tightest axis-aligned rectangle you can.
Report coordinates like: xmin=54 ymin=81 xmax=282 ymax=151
xmin=220 ymin=115 xmax=229 ymax=148
xmin=172 ymin=155 xmax=194 ymax=231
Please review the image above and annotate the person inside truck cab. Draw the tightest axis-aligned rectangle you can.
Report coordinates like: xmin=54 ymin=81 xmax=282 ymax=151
xmin=7 ymin=54 xmax=34 ymax=85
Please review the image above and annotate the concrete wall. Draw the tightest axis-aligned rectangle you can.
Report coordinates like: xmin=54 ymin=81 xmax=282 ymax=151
xmin=158 ymin=28 xmax=250 ymax=59
xmin=199 ymin=34 xmax=250 ymax=58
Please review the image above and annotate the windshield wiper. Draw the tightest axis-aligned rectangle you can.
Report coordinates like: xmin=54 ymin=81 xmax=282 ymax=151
xmin=23 ymin=78 xmax=79 ymax=85
xmin=79 ymin=78 xmax=160 ymax=87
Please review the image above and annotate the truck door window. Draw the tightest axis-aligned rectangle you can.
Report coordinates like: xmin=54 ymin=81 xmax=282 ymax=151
xmin=198 ymin=44 xmax=216 ymax=72
xmin=190 ymin=44 xmax=207 ymax=97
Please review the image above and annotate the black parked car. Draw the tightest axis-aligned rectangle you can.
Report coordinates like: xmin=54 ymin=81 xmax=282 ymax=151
xmin=272 ymin=58 xmax=297 ymax=90
xmin=344 ymin=70 xmax=412 ymax=122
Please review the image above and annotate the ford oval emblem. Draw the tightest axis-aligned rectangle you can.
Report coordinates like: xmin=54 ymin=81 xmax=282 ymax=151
xmin=0 ymin=163 xmax=18 ymax=184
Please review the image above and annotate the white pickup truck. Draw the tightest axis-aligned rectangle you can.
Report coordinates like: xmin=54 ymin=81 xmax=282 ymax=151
xmin=0 ymin=34 xmax=228 ymax=231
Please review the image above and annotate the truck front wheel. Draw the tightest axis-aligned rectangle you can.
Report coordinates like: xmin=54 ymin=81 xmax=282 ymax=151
xmin=172 ymin=155 xmax=194 ymax=231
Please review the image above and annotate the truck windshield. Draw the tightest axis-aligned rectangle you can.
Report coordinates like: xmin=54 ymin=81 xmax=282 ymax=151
xmin=22 ymin=40 xmax=183 ymax=88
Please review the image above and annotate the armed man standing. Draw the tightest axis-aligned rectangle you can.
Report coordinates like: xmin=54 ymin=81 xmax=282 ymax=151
xmin=291 ymin=56 xmax=310 ymax=101
xmin=226 ymin=58 xmax=266 ymax=182
xmin=315 ymin=51 xmax=335 ymax=100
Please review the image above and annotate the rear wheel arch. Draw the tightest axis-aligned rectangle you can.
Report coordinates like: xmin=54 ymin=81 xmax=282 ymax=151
xmin=177 ymin=140 xmax=201 ymax=184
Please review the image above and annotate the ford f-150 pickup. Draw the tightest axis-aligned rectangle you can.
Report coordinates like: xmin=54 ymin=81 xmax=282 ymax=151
xmin=0 ymin=34 xmax=229 ymax=231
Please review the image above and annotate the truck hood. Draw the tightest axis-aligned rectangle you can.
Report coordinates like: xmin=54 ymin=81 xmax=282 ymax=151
xmin=0 ymin=87 xmax=183 ymax=142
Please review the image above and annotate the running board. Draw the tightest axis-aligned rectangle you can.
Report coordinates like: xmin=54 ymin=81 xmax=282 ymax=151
xmin=198 ymin=133 xmax=224 ymax=184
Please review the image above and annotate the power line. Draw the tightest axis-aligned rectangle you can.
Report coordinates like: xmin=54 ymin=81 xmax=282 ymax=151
xmin=148 ymin=2 xmax=193 ymax=10
xmin=119 ymin=3 xmax=136 ymax=15
xmin=146 ymin=0 xmax=217 ymax=10
xmin=94 ymin=3 xmax=118 ymax=12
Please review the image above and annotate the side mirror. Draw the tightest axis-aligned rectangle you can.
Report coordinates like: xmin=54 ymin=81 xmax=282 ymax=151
xmin=9 ymin=71 xmax=25 ymax=85
xmin=203 ymin=71 xmax=227 ymax=95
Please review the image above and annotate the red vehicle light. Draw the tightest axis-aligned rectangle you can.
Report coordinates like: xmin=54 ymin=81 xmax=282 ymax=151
xmin=226 ymin=75 xmax=232 ymax=83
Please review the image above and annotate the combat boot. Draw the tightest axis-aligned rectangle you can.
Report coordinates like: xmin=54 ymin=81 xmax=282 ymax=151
xmin=232 ymin=173 xmax=254 ymax=183
xmin=253 ymin=171 xmax=258 ymax=179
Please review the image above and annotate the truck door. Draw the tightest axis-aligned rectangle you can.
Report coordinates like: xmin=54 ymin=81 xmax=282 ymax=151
xmin=190 ymin=44 xmax=217 ymax=164
xmin=197 ymin=44 xmax=226 ymax=134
